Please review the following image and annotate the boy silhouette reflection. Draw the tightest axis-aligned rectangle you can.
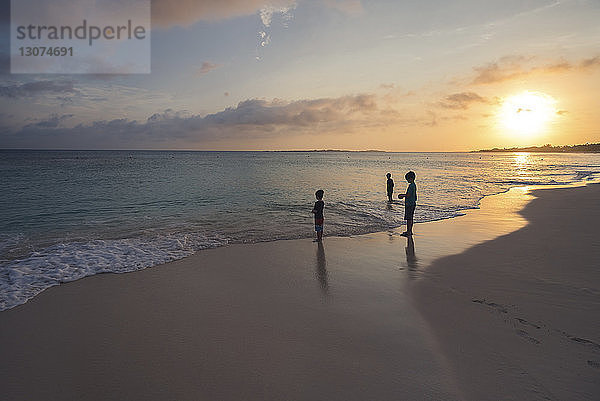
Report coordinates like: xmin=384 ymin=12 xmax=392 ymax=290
xmin=405 ymin=235 xmax=418 ymax=276
xmin=315 ymin=241 xmax=328 ymax=294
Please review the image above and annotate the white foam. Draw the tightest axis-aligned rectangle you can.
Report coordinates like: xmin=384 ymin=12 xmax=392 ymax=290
xmin=0 ymin=233 xmax=228 ymax=311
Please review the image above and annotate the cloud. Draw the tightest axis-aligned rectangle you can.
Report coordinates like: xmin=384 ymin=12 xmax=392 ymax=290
xmin=152 ymin=0 xmax=297 ymax=27
xmin=472 ymin=60 xmax=526 ymax=85
xmin=2 ymin=94 xmax=384 ymax=149
xmin=259 ymin=4 xmax=295 ymax=27
xmin=580 ymin=56 xmax=600 ymax=69
xmin=196 ymin=62 xmax=220 ymax=76
xmin=0 ymin=80 xmax=78 ymax=98
xmin=471 ymin=55 xmax=600 ymax=85
xmin=437 ymin=92 xmax=489 ymax=109
xmin=147 ymin=109 xmax=191 ymax=122
xmin=202 ymin=95 xmax=376 ymax=126
xmin=152 ymin=1 xmax=300 ymax=56
xmin=258 ymin=30 xmax=271 ymax=48
xmin=24 ymin=114 xmax=73 ymax=128
xmin=256 ymin=3 xmax=296 ymax=52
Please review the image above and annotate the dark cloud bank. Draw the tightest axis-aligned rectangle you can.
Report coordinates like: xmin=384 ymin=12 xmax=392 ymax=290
xmin=0 ymin=94 xmax=380 ymax=149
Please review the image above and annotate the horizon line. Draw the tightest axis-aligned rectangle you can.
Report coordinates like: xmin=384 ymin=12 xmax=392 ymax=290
xmin=1 ymin=142 xmax=598 ymax=153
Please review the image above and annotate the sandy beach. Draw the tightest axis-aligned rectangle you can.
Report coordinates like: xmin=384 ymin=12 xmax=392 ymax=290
xmin=3 ymin=0 xmax=600 ymax=399
xmin=413 ymin=183 xmax=600 ymax=401
xmin=1 ymin=183 xmax=599 ymax=400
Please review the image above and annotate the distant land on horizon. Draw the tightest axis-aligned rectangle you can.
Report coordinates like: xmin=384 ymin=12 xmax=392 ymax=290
xmin=2 ymin=145 xmax=599 ymax=153
xmin=279 ymin=149 xmax=388 ymax=153
xmin=475 ymin=143 xmax=600 ymax=153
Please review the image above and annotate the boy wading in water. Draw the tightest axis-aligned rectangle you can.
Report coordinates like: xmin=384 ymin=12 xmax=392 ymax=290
xmin=398 ymin=171 xmax=417 ymax=237
xmin=386 ymin=173 xmax=394 ymax=202
xmin=312 ymin=190 xmax=325 ymax=242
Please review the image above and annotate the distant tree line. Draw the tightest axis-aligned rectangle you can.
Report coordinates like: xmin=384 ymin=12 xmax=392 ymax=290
xmin=476 ymin=143 xmax=600 ymax=153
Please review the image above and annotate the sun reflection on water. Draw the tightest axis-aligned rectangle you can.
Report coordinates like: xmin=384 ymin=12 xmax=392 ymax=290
xmin=513 ymin=152 xmax=530 ymax=167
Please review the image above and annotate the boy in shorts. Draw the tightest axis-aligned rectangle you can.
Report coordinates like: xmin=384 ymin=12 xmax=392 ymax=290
xmin=311 ymin=190 xmax=325 ymax=242
xmin=386 ymin=173 xmax=394 ymax=202
xmin=398 ymin=171 xmax=417 ymax=237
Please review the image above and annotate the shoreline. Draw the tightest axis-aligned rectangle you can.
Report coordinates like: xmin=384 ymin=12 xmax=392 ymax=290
xmin=1 ymin=181 xmax=598 ymax=400
xmin=2 ymin=176 xmax=584 ymax=312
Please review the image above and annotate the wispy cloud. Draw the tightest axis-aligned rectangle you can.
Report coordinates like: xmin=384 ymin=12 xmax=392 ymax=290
xmin=259 ymin=4 xmax=295 ymax=27
xmin=0 ymin=80 xmax=78 ymax=98
xmin=437 ymin=92 xmax=490 ymax=109
xmin=580 ymin=56 xmax=600 ymax=69
xmin=152 ymin=0 xmax=298 ymax=55
xmin=256 ymin=2 xmax=297 ymax=55
xmin=196 ymin=62 xmax=220 ymax=76
xmin=471 ymin=55 xmax=600 ymax=85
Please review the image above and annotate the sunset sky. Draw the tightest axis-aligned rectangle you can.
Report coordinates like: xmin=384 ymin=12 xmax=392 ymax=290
xmin=1 ymin=0 xmax=599 ymax=151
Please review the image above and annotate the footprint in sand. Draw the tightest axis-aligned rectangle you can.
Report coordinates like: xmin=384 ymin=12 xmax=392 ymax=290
xmin=515 ymin=329 xmax=541 ymax=345
xmin=515 ymin=317 xmax=541 ymax=329
xmin=471 ymin=298 xmax=509 ymax=314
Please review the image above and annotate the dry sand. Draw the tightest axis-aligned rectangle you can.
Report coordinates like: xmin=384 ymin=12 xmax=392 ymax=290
xmin=0 ymin=183 xmax=598 ymax=400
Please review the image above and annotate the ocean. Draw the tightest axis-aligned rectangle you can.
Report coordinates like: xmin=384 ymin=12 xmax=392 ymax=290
xmin=1 ymin=150 xmax=599 ymax=310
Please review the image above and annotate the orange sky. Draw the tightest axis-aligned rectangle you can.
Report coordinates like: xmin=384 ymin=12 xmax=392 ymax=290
xmin=1 ymin=0 xmax=599 ymax=150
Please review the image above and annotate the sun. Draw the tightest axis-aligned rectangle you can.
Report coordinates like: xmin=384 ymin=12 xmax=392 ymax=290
xmin=499 ymin=91 xmax=556 ymax=136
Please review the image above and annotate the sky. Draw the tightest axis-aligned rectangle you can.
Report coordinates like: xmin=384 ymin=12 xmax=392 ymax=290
xmin=0 ymin=0 xmax=599 ymax=151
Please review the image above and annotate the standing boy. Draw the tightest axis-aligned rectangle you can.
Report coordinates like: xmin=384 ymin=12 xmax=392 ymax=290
xmin=312 ymin=190 xmax=325 ymax=242
xmin=398 ymin=171 xmax=417 ymax=236
xmin=386 ymin=173 xmax=394 ymax=202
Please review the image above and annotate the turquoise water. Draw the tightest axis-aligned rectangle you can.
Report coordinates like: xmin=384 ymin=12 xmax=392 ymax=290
xmin=1 ymin=150 xmax=599 ymax=310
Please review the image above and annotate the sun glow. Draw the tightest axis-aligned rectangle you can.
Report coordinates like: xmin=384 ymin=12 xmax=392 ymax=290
xmin=499 ymin=91 xmax=557 ymax=136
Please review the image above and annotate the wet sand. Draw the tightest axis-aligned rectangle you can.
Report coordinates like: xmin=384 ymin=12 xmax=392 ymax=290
xmin=0 ymin=183 xmax=598 ymax=400
xmin=0 ymin=229 xmax=461 ymax=400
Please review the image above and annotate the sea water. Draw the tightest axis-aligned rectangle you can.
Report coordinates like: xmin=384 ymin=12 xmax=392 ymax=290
xmin=1 ymin=150 xmax=599 ymax=310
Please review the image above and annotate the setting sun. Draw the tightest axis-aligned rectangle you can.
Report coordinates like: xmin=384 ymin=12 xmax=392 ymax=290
xmin=499 ymin=91 xmax=557 ymax=136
